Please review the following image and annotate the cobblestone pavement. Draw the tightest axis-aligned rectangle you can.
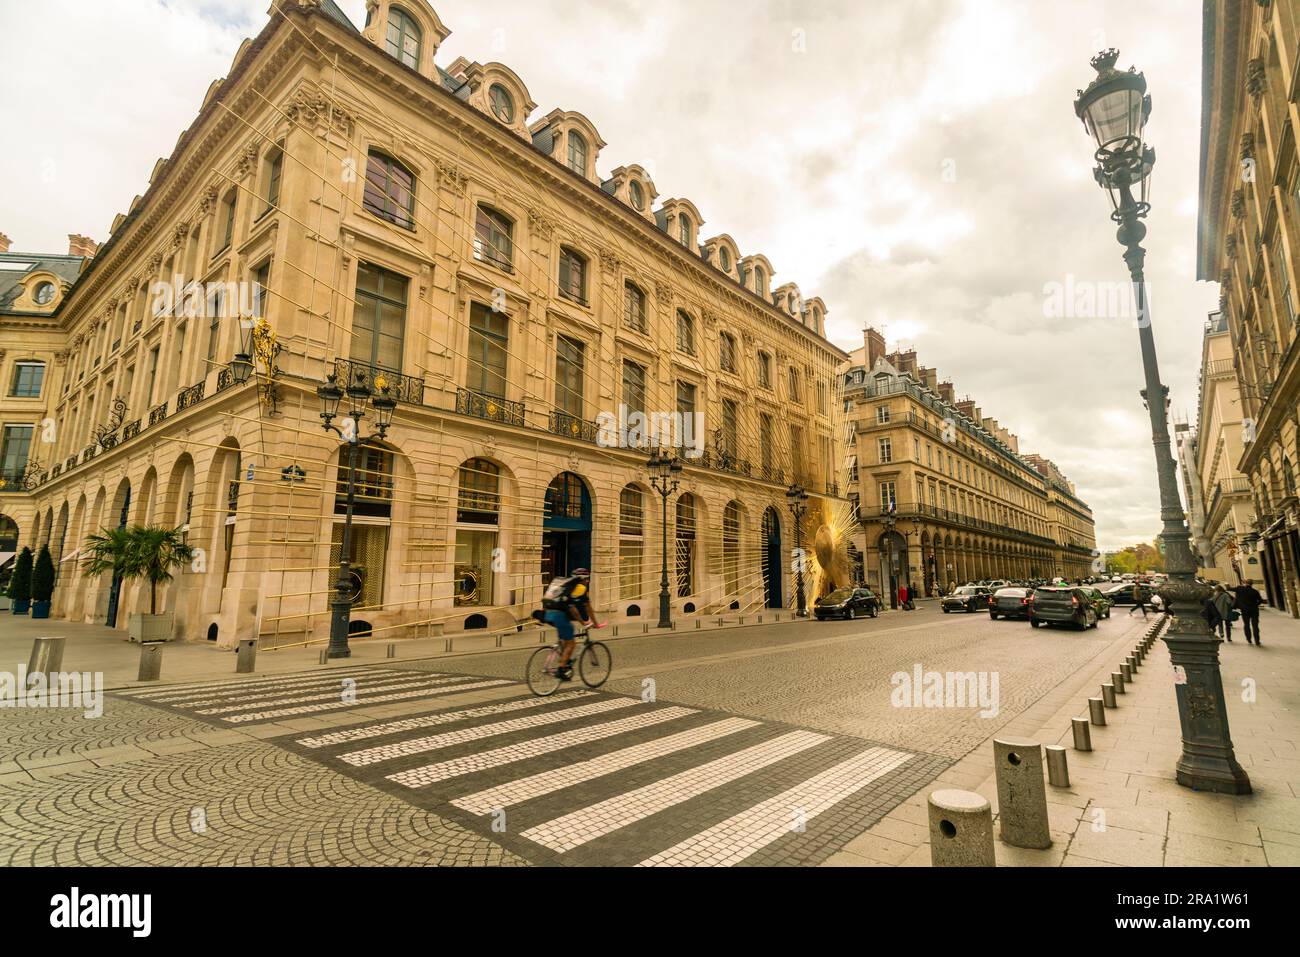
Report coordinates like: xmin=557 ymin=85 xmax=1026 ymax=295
xmin=0 ymin=607 xmax=1130 ymax=866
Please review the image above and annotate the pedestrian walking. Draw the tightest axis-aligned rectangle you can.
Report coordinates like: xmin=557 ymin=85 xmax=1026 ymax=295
xmin=1211 ymin=585 xmax=1235 ymax=642
xmin=1233 ymin=579 xmax=1264 ymax=645
xmin=1127 ymin=582 xmax=1147 ymax=618
xmin=897 ymin=583 xmax=908 ymax=611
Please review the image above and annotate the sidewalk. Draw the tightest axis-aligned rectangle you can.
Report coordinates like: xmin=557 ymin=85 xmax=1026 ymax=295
xmin=825 ymin=607 xmax=1300 ymax=866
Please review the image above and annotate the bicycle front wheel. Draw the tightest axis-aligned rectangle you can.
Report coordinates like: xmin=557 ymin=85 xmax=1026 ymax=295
xmin=526 ymin=646 xmax=564 ymax=697
xmin=579 ymin=641 xmax=612 ymax=688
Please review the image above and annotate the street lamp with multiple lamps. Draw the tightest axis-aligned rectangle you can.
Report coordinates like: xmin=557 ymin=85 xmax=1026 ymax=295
xmin=1074 ymin=49 xmax=1250 ymax=794
xmin=316 ymin=370 xmax=398 ymax=660
xmin=648 ymin=449 xmax=683 ymax=629
xmin=786 ymin=483 xmax=809 ymax=617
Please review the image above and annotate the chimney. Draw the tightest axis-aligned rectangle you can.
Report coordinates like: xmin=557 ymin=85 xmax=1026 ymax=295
xmin=1007 ymin=432 xmax=1019 ymax=453
xmin=0 ymin=233 xmax=10 ymax=254
xmin=923 ymin=368 xmax=938 ymax=391
xmin=864 ymin=326 xmax=886 ymax=370
xmin=956 ymin=399 xmax=977 ymax=420
xmin=68 ymin=234 xmax=98 ymax=258
xmin=895 ymin=349 xmax=918 ymax=376
xmin=938 ymin=380 xmax=955 ymax=404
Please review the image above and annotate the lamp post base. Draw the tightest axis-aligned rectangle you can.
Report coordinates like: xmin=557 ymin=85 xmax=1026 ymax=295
xmin=327 ymin=598 xmax=353 ymax=660
xmin=1160 ymin=582 xmax=1252 ymax=796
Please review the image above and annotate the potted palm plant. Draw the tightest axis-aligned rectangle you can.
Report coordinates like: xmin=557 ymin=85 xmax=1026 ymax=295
xmin=81 ymin=525 xmax=194 ymax=641
xmin=7 ymin=546 xmax=33 ymax=615
xmin=31 ymin=545 xmax=55 ymax=619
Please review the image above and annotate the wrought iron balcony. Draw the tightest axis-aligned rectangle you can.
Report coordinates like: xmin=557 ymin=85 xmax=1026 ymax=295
xmin=51 ymin=463 xmax=62 ymax=478
xmin=99 ymin=432 xmax=119 ymax=450
xmin=82 ymin=443 xmax=98 ymax=461
xmin=457 ymin=388 xmax=523 ymax=426
xmin=548 ymin=410 xmax=599 ymax=443
xmin=149 ymin=402 xmax=168 ymax=426
xmin=333 ymin=358 xmax=425 ymax=406
xmin=216 ymin=367 xmax=234 ymax=392
xmin=65 ymin=454 xmax=77 ymax=470
xmin=176 ymin=381 xmax=205 ymax=411
xmin=122 ymin=419 xmax=141 ymax=440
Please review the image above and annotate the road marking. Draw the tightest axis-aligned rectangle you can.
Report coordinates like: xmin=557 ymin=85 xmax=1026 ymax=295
xmin=638 ymin=746 xmax=913 ymax=867
xmin=223 ymin=679 xmax=514 ymax=723
xmin=123 ymin=665 xmax=396 ymax=701
xmin=156 ymin=672 xmax=464 ymax=710
xmin=339 ymin=697 xmax=646 ymax=767
xmin=451 ymin=717 xmax=759 ymax=816
xmin=195 ymin=675 xmax=471 ymax=715
xmin=386 ymin=706 xmax=698 ymax=787
xmin=296 ymin=692 xmax=594 ymax=749
xmin=518 ymin=730 xmax=830 ymax=852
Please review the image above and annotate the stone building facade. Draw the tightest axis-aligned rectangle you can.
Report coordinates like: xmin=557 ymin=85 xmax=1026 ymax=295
xmin=1198 ymin=0 xmax=1300 ymax=615
xmin=839 ymin=328 xmax=1097 ymax=601
xmin=0 ymin=0 xmax=848 ymax=647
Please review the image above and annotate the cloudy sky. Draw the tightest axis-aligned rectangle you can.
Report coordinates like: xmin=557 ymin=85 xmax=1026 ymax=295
xmin=0 ymin=0 xmax=1217 ymax=551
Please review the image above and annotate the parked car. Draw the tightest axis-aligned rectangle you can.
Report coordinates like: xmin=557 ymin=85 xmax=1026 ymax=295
xmin=942 ymin=585 xmax=992 ymax=614
xmin=1078 ymin=586 xmax=1112 ymax=620
xmin=814 ymin=586 xmax=880 ymax=620
xmin=1028 ymin=587 xmax=1098 ymax=630
xmin=989 ymin=586 xmax=1031 ymax=620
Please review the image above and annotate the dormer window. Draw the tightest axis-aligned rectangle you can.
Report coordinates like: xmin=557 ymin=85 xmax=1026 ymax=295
xmin=489 ymin=84 xmax=514 ymax=123
xmin=719 ymin=247 xmax=732 ymax=273
xmin=629 ymin=180 xmax=645 ymax=211
xmin=386 ymin=7 xmax=421 ymax=69
xmin=678 ymin=215 xmax=692 ymax=247
xmin=754 ymin=266 xmax=765 ymax=294
xmin=567 ymin=131 xmax=587 ymax=175
xmin=33 ymin=282 xmax=55 ymax=306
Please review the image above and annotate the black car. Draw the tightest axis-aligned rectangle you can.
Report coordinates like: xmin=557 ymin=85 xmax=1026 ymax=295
xmin=989 ymin=586 xmax=1031 ymax=620
xmin=1028 ymin=587 xmax=1098 ymax=630
xmin=814 ymin=587 xmax=880 ymax=620
xmin=1101 ymin=583 xmax=1144 ymax=605
xmin=942 ymin=585 xmax=991 ymax=613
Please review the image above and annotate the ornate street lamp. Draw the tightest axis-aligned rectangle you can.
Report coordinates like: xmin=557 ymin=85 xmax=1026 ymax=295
xmin=1075 ymin=50 xmax=1249 ymax=793
xmin=786 ymin=483 xmax=809 ymax=617
xmin=316 ymin=371 xmax=398 ymax=659
xmin=648 ymin=449 xmax=683 ymax=629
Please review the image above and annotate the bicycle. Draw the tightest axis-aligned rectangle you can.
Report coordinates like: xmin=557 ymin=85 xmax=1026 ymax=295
xmin=526 ymin=626 xmax=612 ymax=697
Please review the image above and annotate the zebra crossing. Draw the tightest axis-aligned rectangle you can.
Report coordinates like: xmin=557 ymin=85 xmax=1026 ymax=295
xmin=115 ymin=666 xmax=519 ymax=725
xmin=274 ymin=685 xmax=948 ymax=867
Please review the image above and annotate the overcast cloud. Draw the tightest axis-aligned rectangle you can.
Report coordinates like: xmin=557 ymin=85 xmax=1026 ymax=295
xmin=0 ymin=0 xmax=1218 ymax=551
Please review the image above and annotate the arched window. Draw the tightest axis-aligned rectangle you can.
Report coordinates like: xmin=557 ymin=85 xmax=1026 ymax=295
xmin=719 ymin=246 xmax=732 ymax=273
xmin=676 ymin=493 xmax=696 ymax=597
xmin=678 ymin=214 xmax=692 ymax=247
xmin=545 ymin=472 xmax=586 ymax=521
xmin=386 ymin=6 xmax=422 ymax=69
xmin=473 ymin=205 xmax=514 ymax=271
xmin=363 ymin=151 xmax=416 ymax=230
xmin=457 ymin=458 xmax=500 ymax=525
xmin=335 ymin=442 xmax=394 ymax=518
xmin=619 ymin=485 xmax=643 ymax=600
xmin=262 ymin=143 xmax=284 ymax=212
xmin=455 ymin=458 xmax=501 ymax=607
xmin=566 ymin=131 xmax=588 ymax=175
xmin=723 ymin=502 xmax=742 ymax=594
xmin=488 ymin=84 xmax=515 ymax=123
xmin=754 ymin=266 xmax=765 ymax=294
xmin=676 ymin=310 xmax=695 ymax=355
xmin=628 ymin=180 xmax=645 ymax=211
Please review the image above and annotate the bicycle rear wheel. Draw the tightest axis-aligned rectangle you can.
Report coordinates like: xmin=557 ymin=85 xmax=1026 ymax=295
xmin=526 ymin=646 xmax=564 ymax=697
xmin=578 ymin=641 xmax=612 ymax=688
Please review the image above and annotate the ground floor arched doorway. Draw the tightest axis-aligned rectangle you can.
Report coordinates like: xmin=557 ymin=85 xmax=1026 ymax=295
xmin=762 ymin=507 xmax=782 ymax=608
xmin=878 ymin=530 xmax=909 ymax=608
xmin=542 ymin=472 xmax=592 ymax=584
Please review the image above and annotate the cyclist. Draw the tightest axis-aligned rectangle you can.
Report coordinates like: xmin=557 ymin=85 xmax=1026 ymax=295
xmin=539 ymin=568 xmax=601 ymax=681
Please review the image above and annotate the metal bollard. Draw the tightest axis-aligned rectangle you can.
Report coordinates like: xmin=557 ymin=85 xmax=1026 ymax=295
xmin=1046 ymin=745 xmax=1070 ymax=788
xmin=1101 ymin=683 xmax=1117 ymax=708
xmin=1072 ymin=717 xmax=1092 ymax=751
xmin=1089 ymin=697 xmax=1106 ymax=726
xmin=26 ymin=636 xmax=66 ymax=687
xmin=236 ymin=639 xmax=257 ymax=674
xmin=613 ymin=625 xmax=620 ymax=637
xmin=387 ymin=643 xmax=397 ymax=659
xmin=1120 ymin=662 xmax=1132 ymax=682
xmin=695 ymin=620 xmax=701 ymax=630
xmin=138 ymin=642 xmax=164 ymax=682
xmin=1127 ymin=654 xmax=1138 ymax=672
xmin=993 ymin=739 xmax=1051 ymax=849
xmin=319 ymin=648 xmax=328 ymax=664
xmin=1111 ymin=671 xmax=1126 ymax=694
xmin=928 ymin=789 xmax=996 ymax=867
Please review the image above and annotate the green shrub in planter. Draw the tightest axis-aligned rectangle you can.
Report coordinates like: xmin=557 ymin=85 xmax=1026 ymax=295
xmin=82 ymin=525 xmax=193 ymax=639
xmin=7 ymin=547 xmax=32 ymax=615
xmin=31 ymin=545 xmax=55 ymax=619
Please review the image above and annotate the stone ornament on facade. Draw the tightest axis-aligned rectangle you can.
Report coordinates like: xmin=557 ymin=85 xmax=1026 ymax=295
xmin=199 ymin=185 xmax=220 ymax=216
xmin=526 ymin=206 xmax=556 ymax=240
xmin=1230 ymin=190 xmax=1245 ymax=220
xmin=1245 ymin=58 xmax=1265 ymax=101
xmin=598 ymin=248 xmax=622 ymax=274
xmin=434 ymin=159 xmax=468 ymax=195
xmin=285 ymin=86 xmax=357 ymax=139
